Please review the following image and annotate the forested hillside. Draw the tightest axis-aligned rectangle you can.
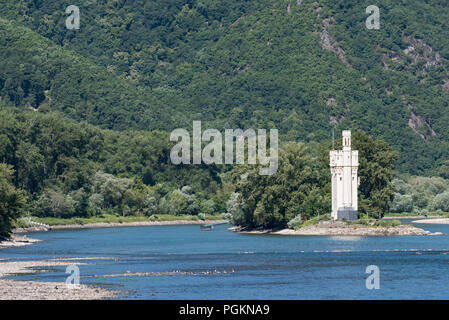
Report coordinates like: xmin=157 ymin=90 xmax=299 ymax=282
xmin=0 ymin=18 xmax=172 ymax=131
xmin=1 ymin=0 xmax=449 ymax=174
xmin=1 ymin=0 xmax=449 ymax=234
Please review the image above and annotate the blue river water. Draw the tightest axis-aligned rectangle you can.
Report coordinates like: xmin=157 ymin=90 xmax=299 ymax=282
xmin=2 ymin=221 xmax=449 ymax=299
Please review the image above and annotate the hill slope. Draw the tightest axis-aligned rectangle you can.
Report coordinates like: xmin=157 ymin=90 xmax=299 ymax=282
xmin=0 ymin=18 xmax=173 ymax=131
xmin=1 ymin=0 xmax=449 ymax=174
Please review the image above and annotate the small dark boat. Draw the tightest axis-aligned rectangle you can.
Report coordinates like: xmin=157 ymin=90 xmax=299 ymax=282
xmin=200 ymin=221 xmax=214 ymax=231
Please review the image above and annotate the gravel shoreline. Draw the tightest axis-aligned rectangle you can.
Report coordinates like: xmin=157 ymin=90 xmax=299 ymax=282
xmin=0 ymin=279 xmax=117 ymax=300
xmin=0 ymin=235 xmax=41 ymax=250
xmin=383 ymin=215 xmax=440 ymax=219
xmin=0 ymin=258 xmax=118 ymax=300
xmin=230 ymin=221 xmax=442 ymax=236
xmin=1 ymin=219 xmax=228 ymax=299
xmin=412 ymin=218 xmax=449 ymax=224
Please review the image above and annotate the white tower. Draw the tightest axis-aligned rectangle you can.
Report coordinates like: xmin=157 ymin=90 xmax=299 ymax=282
xmin=330 ymin=130 xmax=359 ymax=220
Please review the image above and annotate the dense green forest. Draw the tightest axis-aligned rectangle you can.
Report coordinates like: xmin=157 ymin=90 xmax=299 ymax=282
xmin=0 ymin=0 xmax=449 ymax=235
xmin=0 ymin=106 xmax=398 ymax=233
xmin=1 ymin=0 xmax=449 ymax=174
xmin=0 ymin=108 xmax=227 ymax=233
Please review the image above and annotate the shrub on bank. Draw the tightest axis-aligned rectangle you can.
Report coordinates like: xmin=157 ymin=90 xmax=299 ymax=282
xmin=374 ymin=220 xmax=390 ymax=228
xmin=289 ymin=214 xmax=331 ymax=229
xmin=287 ymin=215 xmax=303 ymax=229
xmin=391 ymin=220 xmax=401 ymax=227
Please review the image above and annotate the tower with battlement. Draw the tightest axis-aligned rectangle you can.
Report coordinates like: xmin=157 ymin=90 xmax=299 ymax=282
xmin=330 ymin=130 xmax=359 ymax=220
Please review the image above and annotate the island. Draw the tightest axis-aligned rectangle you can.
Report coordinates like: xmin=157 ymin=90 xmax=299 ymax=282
xmin=230 ymin=220 xmax=442 ymax=236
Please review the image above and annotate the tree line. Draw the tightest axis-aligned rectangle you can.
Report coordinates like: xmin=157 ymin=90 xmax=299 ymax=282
xmin=0 ymin=108 xmax=400 ymax=237
xmin=0 ymin=108 xmax=224 ymax=237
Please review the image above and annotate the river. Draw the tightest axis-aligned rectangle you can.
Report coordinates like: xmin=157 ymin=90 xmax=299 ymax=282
xmin=2 ymin=221 xmax=449 ymax=299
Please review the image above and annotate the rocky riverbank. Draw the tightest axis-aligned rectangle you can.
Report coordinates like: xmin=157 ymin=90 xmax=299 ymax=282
xmin=0 ymin=258 xmax=118 ymax=300
xmin=0 ymin=235 xmax=41 ymax=249
xmin=230 ymin=220 xmax=443 ymax=236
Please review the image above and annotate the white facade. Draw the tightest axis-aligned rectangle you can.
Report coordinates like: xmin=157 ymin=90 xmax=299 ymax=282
xmin=330 ymin=130 xmax=359 ymax=220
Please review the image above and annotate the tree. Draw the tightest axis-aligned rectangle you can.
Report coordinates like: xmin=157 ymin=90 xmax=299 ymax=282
xmin=226 ymin=192 xmax=246 ymax=226
xmin=92 ymin=172 xmax=133 ymax=210
xmin=199 ymin=199 xmax=216 ymax=215
xmin=87 ymin=193 xmax=104 ymax=216
xmin=0 ymin=164 xmax=27 ymax=238
xmin=34 ymin=189 xmax=76 ymax=218
xmin=390 ymin=193 xmax=414 ymax=213
xmin=352 ymin=132 xmax=398 ymax=218
xmin=430 ymin=192 xmax=449 ymax=212
xmin=233 ymin=142 xmax=330 ymax=229
xmin=15 ymin=141 xmax=45 ymax=193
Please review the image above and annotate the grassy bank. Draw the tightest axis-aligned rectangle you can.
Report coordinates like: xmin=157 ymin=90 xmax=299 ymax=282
xmin=24 ymin=214 xmax=224 ymax=226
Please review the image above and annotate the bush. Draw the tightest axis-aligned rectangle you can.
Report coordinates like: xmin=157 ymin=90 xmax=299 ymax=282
xmin=391 ymin=220 xmax=401 ymax=227
xmin=73 ymin=218 xmax=84 ymax=225
xmin=221 ymin=212 xmax=232 ymax=220
xmin=354 ymin=217 xmax=371 ymax=225
xmin=13 ymin=217 xmax=33 ymax=228
xmin=287 ymin=215 xmax=303 ymax=229
xmin=374 ymin=220 xmax=390 ymax=228
xmin=315 ymin=214 xmax=331 ymax=222
xmin=198 ymin=213 xmax=206 ymax=221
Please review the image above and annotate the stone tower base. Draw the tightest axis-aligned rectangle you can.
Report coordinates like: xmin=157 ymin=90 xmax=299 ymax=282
xmin=337 ymin=207 xmax=358 ymax=221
